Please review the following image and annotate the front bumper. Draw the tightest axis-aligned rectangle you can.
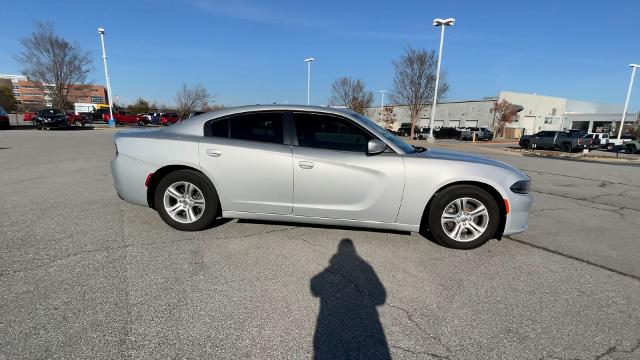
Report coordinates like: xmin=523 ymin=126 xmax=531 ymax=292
xmin=503 ymin=193 xmax=533 ymax=236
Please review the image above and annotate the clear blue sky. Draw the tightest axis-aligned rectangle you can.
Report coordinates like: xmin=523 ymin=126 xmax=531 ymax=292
xmin=1 ymin=0 xmax=639 ymax=111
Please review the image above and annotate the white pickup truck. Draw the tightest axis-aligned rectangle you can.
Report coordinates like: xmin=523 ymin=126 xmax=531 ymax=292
xmin=589 ymin=133 xmax=636 ymax=151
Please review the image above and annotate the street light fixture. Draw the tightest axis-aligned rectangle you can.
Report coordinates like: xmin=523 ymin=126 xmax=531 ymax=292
xmin=617 ymin=63 xmax=639 ymax=140
xmin=427 ymin=17 xmax=455 ymax=143
xmin=98 ymin=27 xmax=115 ymax=127
xmin=305 ymin=58 xmax=315 ymax=105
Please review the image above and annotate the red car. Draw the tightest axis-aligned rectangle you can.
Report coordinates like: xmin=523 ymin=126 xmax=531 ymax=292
xmin=160 ymin=112 xmax=180 ymax=126
xmin=0 ymin=106 xmax=9 ymax=129
xmin=66 ymin=112 xmax=87 ymax=126
xmin=23 ymin=111 xmax=35 ymax=122
xmin=103 ymin=111 xmax=149 ymax=126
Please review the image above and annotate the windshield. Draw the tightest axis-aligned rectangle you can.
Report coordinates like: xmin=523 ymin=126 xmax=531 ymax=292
xmin=37 ymin=109 xmax=65 ymax=116
xmin=0 ymin=106 xmax=6 ymax=116
xmin=351 ymin=113 xmax=416 ymax=154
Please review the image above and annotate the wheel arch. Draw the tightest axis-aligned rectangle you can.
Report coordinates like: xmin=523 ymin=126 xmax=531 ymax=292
xmin=420 ymin=181 xmax=507 ymax=239
xmin=146 ymin=165 xmax=220 ymax=215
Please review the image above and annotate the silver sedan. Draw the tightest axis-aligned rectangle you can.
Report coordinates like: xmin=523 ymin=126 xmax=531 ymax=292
xmin=111 ymin=105 xmax=532 ymax=249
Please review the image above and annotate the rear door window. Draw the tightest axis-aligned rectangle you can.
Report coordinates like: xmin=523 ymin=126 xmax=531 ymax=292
xmin=205 ymin=112 xmax=284 ymax=144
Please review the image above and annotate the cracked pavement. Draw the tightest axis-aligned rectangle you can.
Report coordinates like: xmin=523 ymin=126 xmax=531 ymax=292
xmin=1 ymin=130 xmax=639 ymax=359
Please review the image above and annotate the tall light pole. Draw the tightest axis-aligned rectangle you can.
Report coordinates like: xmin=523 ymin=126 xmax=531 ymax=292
xmin=427 ymin=17 xmax=455 ymax=143
xmin=379 ymin=89 xmax=386 ymax=122
xmin=305 ymin=58 xmax=315 ymax=105
xmin=617 ymin=64 xmax=639 ymax=140
xmin=98 ymin=27 xmax=115 ymax=127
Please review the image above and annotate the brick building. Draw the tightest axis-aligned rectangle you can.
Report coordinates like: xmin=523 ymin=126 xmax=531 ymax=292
xmin=0 ymin=74 xmax=108 ymax=109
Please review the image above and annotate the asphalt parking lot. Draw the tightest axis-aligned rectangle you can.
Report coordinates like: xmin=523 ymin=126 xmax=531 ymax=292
xmin=1 ymin=128 xmax=639 ymax=359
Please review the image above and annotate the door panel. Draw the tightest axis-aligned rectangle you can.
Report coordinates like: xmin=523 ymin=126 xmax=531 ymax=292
xmin=199 ymin=138 xmax=293 ymax=214
xmin=199 ymin=111 xmax=292 ymax=215
xmin=292 ymin=146 xmax=404 ymax=223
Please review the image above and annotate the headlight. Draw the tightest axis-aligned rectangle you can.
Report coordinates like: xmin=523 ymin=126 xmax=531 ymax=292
xmin=510 ymin=180 xmax=530 ymax=194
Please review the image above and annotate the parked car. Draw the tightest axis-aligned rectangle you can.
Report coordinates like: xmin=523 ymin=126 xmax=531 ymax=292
xmin=434 ymin=127 xmax=462 ymax=139
xmin=160 ymin=112 xmax=180 ymax=126
xmin=23 ymin=111 xmax=35 ymax=122
xmin=602 ymin=133 xmax=636 ymax=151
xmin=111 ymin=105 xmax=532 ymax=249
xmin=33 ymin=108 xmax=71 ymax=129
xmin=66 ymin=112 xmax=87 ymax=127
xmin=461 ymin=127 xmax=494 ymax=141
xmin=0 ymin=106 xmax=9 ymax=129
xmin=397 ymin=122 xmax=418 ymax=137
xmin=103 ymin=111 xmax=148 ymax=126
xmin=623 ymin=139 xmax=640 ymax=154
xmin=81 ymin=108 xmax=111 ymax=123
xmin=519 ymin=129 xmax=587 ymax=152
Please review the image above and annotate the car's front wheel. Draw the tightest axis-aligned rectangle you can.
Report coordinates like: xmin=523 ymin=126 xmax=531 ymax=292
xmin=154 ymin=170 xmax=218 ymax=231
xmin=426 ymin=185 xmax=500 ymax=249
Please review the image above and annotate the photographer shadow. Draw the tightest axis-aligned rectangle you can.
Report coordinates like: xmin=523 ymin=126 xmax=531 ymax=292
xmin=310 ymin=239 xmax=390 ymax=360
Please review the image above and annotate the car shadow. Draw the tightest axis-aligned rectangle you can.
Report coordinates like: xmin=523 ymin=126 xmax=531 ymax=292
xmin=235 ymin=219 xmax=411 ymax=236
xmin=310 ymin=238 xmax=390 ymax=360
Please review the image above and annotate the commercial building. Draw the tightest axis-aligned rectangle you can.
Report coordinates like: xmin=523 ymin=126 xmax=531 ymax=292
xmin=367 ymin=91 xmax=636 ymax=138
xmin=0 ymin=74 xmax=108 ymax=109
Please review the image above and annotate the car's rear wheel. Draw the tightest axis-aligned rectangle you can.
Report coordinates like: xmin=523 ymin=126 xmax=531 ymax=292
xmin=155 ymin=170 xmax=218 ymax=231
xmin=137 ymin=120 xmax=146 ymax=126
xmin=521 ymin=141 xmax=530 ymax=150
xmin=561 ymin=143 xmax=572 ymax=153
xmin=427 ymin=185 xmax=500 ymax=249
xmin=626 ymin=145 xmax=636 ymax=154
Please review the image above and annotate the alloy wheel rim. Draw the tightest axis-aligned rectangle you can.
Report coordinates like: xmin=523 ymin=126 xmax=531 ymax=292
xmin=441 ymin=197 xmax=489 ymax=242
xmin=163 ymin=181 xmax=205 ymax=223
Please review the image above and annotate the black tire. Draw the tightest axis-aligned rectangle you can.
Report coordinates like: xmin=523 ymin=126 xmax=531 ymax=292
xmin=154 ymin=170 xmax=218 ymax=231
xmin=626 ymin=145 xmax=636 ymax=154
xmin=73 ymin=120 xmax=83 ymax=127
xmin=425 ymin=185 xmax=500 ymax=249
xmin=561 ymin=143 xmax=572 ymax=153
xmin=137 ymin=120 xmax=146 ymax=127
xmin=521 ymin=141 xmax=530 ymax=150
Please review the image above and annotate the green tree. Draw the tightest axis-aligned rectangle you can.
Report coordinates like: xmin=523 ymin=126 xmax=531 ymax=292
xmin=127 ymin=97 xmax=150 ymax=114
xmin=0 ymin=87 xmax=17 ymax=112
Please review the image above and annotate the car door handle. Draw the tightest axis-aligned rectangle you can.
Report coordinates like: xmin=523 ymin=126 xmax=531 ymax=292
xmin=206 ymin=149 xmax=222 ymax=157
xmin=298 ymin=161 xmax=315 ymax=169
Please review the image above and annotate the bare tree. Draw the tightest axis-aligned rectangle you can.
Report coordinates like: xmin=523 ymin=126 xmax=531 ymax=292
xmin=390 ymin=47 xmax=449 ymax=139
xmin=15 ymin=22 xmax=92 ymax=109
xmin=492 ymin=99 xmax=519 ymax=138
xmin=174 ymin=83 xmax=212 ymax=118
xmin=328 ymin=76 xmax=374 ymax=115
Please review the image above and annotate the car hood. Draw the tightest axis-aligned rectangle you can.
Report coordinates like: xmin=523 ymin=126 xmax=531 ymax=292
xmin=412 ymin=147 xmax=523 ymax=174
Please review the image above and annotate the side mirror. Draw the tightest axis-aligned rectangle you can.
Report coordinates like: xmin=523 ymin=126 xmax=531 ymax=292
xmin=367 ymin=139 xmax=387 ymax=155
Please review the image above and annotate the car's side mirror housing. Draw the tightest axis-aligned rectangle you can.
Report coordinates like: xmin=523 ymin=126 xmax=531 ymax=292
xmin=367 ymin=139 xmax=387 ymax=155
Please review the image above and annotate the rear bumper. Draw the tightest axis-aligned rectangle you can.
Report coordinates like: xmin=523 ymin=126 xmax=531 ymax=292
xmin=503 ymin=193 xmax=533 ymax=236
xmin=111 ymin=153 xmax=157 ymax=207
